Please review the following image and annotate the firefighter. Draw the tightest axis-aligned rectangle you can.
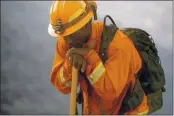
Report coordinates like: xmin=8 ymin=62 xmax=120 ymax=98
xmin=48 ymin=1 xmax=149 ymax=115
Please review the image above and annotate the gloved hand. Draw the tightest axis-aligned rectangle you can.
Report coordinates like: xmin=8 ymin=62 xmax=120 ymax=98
xmin=67 ymin=53 xmax=87 ymax=72
xmin=66 ymin=39 xmax=96 ymax=72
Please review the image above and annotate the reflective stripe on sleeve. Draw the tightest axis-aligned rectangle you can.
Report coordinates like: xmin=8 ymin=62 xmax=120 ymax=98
xmin=59 ymin=66 xmax=72 ymax=87
xmin=88 ymin=61 xmax=106 ymax=85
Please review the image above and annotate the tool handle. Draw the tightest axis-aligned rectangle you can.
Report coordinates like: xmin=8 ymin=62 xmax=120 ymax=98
xmin=69 ymin=67 xmax=78 ymax=115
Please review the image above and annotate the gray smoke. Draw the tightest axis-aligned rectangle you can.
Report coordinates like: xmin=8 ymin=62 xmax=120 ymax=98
xmin=1 ymin=1 xmax=173 ymax=115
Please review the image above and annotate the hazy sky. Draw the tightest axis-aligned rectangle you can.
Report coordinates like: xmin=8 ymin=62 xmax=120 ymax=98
xmin=1 ymin=1 xmax=173 ymax=115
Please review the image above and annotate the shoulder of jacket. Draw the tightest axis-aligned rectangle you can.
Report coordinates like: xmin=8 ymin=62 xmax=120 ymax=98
xmin=109 ymin=29 xmax=134 ymax=51
xmin=91 ymin=21 xmax=104 ymax=37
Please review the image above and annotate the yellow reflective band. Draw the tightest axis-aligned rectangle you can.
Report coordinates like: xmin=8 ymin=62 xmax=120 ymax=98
xmin=60 ymin=66 xmax=65 ymax=83
xmin=68 ymin=8 xmax=85 ymax=22
xmin=137 ymin=109 xmax=149 ymax=115
xmin=88 ymin=61 xmax=106 ymax=85
xmin=59 ymin=66 xmax=71 ymax=87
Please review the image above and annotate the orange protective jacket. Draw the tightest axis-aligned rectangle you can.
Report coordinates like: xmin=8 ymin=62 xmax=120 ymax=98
xmin=50 ymin=22 xmax=149 ymax=115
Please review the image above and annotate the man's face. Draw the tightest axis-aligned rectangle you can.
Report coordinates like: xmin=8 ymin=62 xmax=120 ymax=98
xmin=64 ymin=21 xmax=92 ymax=48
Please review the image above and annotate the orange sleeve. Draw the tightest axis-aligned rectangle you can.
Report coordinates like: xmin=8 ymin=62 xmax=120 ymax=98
xmin=84 ymin=46 xmax=131 ymax=100
xmin=50 ymin=38 xmax=73 ymax=94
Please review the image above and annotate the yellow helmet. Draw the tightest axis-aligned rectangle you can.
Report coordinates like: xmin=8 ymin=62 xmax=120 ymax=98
xmin=48 ymin=0 xmax=97 ymax=37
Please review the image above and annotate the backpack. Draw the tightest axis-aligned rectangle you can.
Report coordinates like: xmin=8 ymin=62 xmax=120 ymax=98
xmin=99 ymin=15 xmax=166 ymax=114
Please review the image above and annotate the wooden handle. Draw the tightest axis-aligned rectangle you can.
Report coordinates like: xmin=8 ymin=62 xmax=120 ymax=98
xmin=69 ymin=67 xmax=78 ymax=115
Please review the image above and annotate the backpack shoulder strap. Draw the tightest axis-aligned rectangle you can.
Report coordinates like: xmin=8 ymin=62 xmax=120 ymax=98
xmin=99 ymin=15 xmax=118 ymax=63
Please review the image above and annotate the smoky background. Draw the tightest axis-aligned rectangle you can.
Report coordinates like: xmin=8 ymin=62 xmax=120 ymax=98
xmin=1 ymin=1 xmax=173 ymax=115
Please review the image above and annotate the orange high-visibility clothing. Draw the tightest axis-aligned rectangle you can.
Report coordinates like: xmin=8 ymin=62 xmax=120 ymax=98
xmin=50 ymin=22 xmax=149 ymax=115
